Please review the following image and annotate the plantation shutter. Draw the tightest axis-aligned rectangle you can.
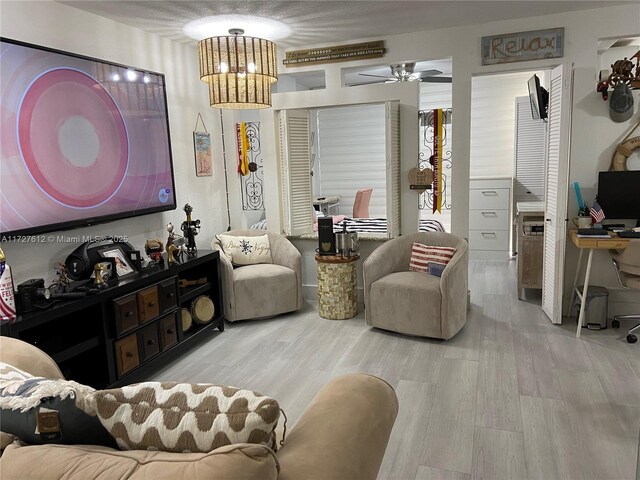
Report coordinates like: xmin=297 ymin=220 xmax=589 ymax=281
xmin=278 ymin=109 xmax=312 ymax=236
xmin=514 ymin=96 xmax=546 ymax=203
xmin=385 ymin=101 xmax=401 ymax=238
xmin=542 ymin=63 xmax=573 ymax=324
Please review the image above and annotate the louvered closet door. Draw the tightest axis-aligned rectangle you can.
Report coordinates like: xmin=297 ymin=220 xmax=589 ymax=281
xmin=278 ymin=109 xmax=312 ymax=236
xmin=385 ymin=101 xmax=401 ymax=238
xmin=542 ymin=63 xmax=573 ymax=324
xmin=514 ymin=96 xmax=546 ymax=203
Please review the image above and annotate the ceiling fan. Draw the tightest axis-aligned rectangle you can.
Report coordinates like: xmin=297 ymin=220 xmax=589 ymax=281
xmin=357 ymin=62 xmax=452 ymax=84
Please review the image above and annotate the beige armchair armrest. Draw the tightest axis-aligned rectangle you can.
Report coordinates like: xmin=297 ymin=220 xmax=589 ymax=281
xmin=269 ymin=235 xmax=303 ymax=310
xmin=277 ymin=374 xmax=398 ymax=480
xmin=0 ymin=336 xmax=64 ymax=379
xmin=439 ymin=241 xmax=469 ymax=339
xmin=363 ymin=238 xmax=407 ymax=316
xmin=210 ymin=241 xmax=236 ymax=321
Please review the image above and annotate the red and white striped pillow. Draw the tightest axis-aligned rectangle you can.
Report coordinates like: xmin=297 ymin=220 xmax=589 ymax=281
xmin=409 ymin=243 xmax=457 ymax=274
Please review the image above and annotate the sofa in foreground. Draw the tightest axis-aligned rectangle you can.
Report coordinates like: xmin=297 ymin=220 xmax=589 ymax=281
xmin=0 ymin=337 xmax=398 ymax=479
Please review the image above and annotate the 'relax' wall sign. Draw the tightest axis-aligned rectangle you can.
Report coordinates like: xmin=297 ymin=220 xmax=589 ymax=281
xmin=283 ymin=41 xmax=386 ymax=67
xmin=481 ymin=28 xmax=564 ymax=65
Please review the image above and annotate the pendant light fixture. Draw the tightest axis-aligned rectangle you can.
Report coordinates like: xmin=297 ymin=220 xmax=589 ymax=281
xmin=198 ymin=28 xmax=278 ymax=109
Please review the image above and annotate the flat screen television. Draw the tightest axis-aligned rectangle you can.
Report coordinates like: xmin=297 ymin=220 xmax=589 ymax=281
xmin=597 ymin=171 xmax=640 ymax=220
xmin=0 ymin=37 xmax=177 ymax=237
xmin=527 ymin=74 xmax=549 ymax=121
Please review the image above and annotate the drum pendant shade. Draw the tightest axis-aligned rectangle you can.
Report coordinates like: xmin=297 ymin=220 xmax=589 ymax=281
xmin=198 ymin=29 xmax=278 ymax=109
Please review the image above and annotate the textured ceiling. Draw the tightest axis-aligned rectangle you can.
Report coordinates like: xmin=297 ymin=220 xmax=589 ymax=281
xmin=58 ymin=1 xmax=635 ymax=49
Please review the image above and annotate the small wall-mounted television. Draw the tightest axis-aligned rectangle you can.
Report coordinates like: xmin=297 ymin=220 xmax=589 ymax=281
xmin=527 ymin=74 xmax=549 ymax=121
xmin=0 ymin=37 xmax=177 ymax=237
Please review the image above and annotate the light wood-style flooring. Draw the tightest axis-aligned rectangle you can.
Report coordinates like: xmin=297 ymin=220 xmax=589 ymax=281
xmin=150 ymin=260 xmax=640 ymax=480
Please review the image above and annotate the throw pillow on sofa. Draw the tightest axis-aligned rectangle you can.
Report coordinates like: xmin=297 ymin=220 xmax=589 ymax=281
xmin=0 ymin=364 xmax=116 ymax=447
xmin=216 ymin=234 xmax=273 ymax=266
xmin=94 ymin=381 xmax=281 ymax=453
xmin=409 ymin=243 xmax=457 ymax=275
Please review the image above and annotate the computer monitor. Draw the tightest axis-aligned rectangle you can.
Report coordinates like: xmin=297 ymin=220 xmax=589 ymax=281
xmin=597 ymin=171 xmax=640 ymax=224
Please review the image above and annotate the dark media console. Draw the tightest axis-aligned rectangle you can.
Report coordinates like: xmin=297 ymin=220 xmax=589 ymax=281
xmin=0 ymin=250 xmax=224 ymax=389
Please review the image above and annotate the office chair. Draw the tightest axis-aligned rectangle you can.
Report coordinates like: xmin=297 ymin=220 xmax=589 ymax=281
xmin=353 ymin=188 xmax=373 ymax=218
xmin=610 ymin=241 xmax=640 ymax=343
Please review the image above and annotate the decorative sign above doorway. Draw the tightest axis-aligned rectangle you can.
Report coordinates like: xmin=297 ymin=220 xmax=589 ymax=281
xmin=283 ymin=41 xmax=386 ymax=67
xmin=481 ymin=28 xmax=564 ymax=65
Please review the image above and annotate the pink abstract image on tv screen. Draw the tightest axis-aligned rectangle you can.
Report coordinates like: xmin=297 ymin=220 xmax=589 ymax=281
xmin=0 ymin=39 xmax=176 ymax=236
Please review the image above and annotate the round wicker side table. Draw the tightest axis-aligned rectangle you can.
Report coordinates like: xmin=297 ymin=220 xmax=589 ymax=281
xmin=315 ymin=254 xmax=359 ymax=320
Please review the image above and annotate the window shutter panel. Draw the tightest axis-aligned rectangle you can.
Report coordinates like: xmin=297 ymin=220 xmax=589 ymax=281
xmin=278 ymin=109 xmax=312 ymax=236
xmin=542 ymin=63 xmax=572 ymax=325
xmin=514 ymin=96 xmax=546 ymax=203
xmin=385 ymin=101 xmax=401 ymax=238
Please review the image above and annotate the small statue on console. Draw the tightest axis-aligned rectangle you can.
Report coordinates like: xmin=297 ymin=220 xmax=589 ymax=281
xmin=51 ymin=262 xmax=72 ymax=295
xmin=166 ymin=222 xmax=187 ymax=263
xmin=181 ymin=204 xmax=201 ymax=256
xmin=144 ymin=239 xmax=164 ymax=264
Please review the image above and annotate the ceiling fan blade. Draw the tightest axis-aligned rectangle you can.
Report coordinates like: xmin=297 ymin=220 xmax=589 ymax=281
xmin=358 ymin=73 xmax=395 ymax=80
xmin=421 ymin=76 xmax=453 ymax=83
xmin=416 ymin=69 xmax=443 ymax=79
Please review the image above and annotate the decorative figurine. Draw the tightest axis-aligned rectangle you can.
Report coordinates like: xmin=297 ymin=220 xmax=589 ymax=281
xmin=144 ymin=239 xmax=164 ymax=264
xmin=166 ymin=222 xmax=187 ymax=262
xmin=166 ymin=222 xmax=176 ymax=251
xmin=167 ymin=244 xmax=179 ymax=264
xmin=93 ymin=263 xmax=108 ymax=288
xmin=52 ymin=262 xmax=72 ymax=295
xmin=181 ymin=204 xmax=201 ymax=256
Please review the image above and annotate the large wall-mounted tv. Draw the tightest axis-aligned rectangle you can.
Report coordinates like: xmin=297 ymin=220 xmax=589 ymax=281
xmin=0 ymin=38 xmax=177 ymax=237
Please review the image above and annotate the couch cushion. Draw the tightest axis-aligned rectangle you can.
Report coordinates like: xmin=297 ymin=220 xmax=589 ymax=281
xmin=0 ymin=442 xmax=279 ymax=480
xmin=217 ymin=234 xmax=273 ymax=266
xmin=409 ymin=243 xmax=457 ymax=274
xmin=369 ymin=271 xmax=442 ymax=338
xmin=94 ymin=382 xmax=280 ymax=453
xmin=232 ymin=264 xmax=298 ymax=320
xmin=0 ymin=372 xmax=115 ymax=447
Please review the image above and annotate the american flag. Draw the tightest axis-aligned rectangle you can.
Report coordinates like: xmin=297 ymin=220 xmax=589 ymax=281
xmin=590 ymin=200 xmax=606 ymax=224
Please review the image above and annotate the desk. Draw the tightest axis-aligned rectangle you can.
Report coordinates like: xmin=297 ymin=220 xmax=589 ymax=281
xmin=569 ymin=230 xmax=629 ymax=338
xmin=313 ymin=196 xmax=340 ymax=216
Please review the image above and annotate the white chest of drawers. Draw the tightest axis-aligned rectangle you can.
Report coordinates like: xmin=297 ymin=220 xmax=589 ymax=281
xmin=468 ymin=177 xmax=513 ymax=260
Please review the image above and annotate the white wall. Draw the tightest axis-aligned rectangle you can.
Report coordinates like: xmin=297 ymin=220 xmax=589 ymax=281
xmin=470 ymin=70 xmax=546 ymax=177
xmin=1 ymin=0 xmax=228 ymax=286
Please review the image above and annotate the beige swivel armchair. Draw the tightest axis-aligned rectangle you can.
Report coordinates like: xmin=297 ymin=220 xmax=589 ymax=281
xmin=363 ymin=232 xmax=469 ymax=340
xmin=610 ymin=240 xmax=640 ymax=343
xmin=211 ymin=230 xmax=303 ymax=322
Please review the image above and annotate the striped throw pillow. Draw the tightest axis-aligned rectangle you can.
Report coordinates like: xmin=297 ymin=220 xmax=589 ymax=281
xmin=409 ymin=243 xmax=456 ymax=274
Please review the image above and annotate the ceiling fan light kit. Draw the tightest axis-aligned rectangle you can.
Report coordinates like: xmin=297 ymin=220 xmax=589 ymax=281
xmin=356 ymin=61 xmax=451 ymax=85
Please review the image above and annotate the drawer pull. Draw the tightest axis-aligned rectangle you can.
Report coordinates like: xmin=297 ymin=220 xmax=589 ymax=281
xmin=126 ymin=352 xmax=134 ymax=358
xmin=125 ymin=311 xmax=133 ymax=318
xmin=167 ymin=292 xmax=175 ymax=298
xmin=147 ymin=339 xmax=155 ymax=346
xmin=481 ymin=211 xmax=498 ymax=217
xmin=481 ymin=232 xmax=498 ymax=238
xmin=148 ymin=301 xmax=156 ymax=307
xmin=481 ymin=191 xmax=498 ymax=196
xmin=167 ymin=328 xmax=175 ymax=334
